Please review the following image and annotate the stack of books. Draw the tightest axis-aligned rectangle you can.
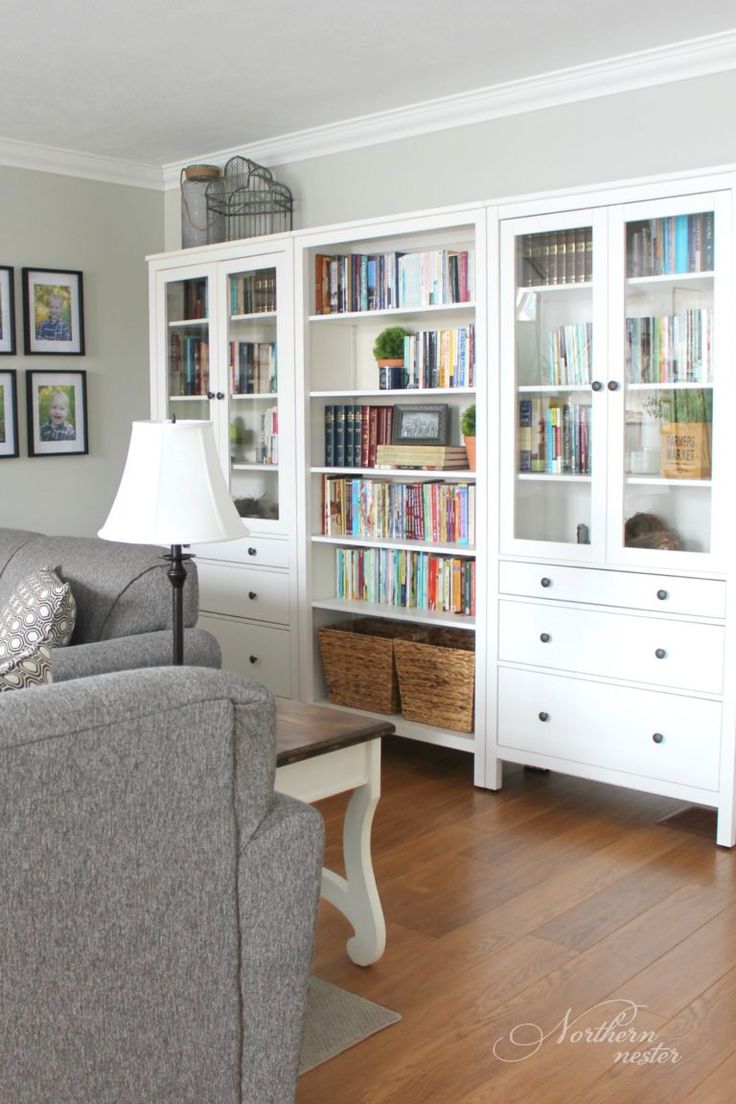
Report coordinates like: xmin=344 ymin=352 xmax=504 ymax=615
xmin=375 ymin=445 xmax=469 ymax=470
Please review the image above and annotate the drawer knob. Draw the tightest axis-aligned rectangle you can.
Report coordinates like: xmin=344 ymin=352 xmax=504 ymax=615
xmin=248 ymin=590 xmax=257 ymax=600
xmin=652 ymin=732 xmax=664 ymax=744
xmin=538 ymin=711 xmax=550 ymax=722
xmin=249 ymin=655 xmax=259 ymax=664
xmin=656 ymin=589 xmax=668 ymax=601
xmin=591 ymin=380 xmax=603 ymax=392
xmin=607 ymin=380 xmax=619 ymax=391
xmin=247 ymin=547 xmax=257 ymax=556
xmin=540 ymin=632 xmax=551 ymax=643
xmin=655 ymin=648 xmax=666 ymax=659
xmin=540 ymin=577 xmax=552 ymax=588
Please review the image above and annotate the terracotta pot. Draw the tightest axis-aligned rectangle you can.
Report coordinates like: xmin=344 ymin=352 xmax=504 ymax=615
xmin=464 ymin=436 xmax=476 ymax=470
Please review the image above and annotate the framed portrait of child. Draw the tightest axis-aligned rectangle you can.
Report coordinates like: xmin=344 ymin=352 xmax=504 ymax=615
xmin=26 ymin=370 xmax=88 ymax=457
xmin=0 ymin=369 xmax=19 ymax=458
xmin=22 ymin=268 xmax=85 ymax=355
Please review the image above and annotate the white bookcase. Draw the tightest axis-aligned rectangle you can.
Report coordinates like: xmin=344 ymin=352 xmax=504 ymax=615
xmin=147 ymin=235 xmax=299 ymax=699
xmin=294 ymin=206 xmax=488 ymax=778
xmin=489 ymin=173 xmax=736 ymax=845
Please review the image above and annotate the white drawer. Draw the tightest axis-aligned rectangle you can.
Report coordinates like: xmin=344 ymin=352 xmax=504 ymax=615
xmin=198 ymin=613 xmax=291 ymax=698
xmin=194 ymin=534 xmax=289 ymax=569
xmin=499 ymin=561 xmax=726 ymax=619
xmin=497 ymin=666 xmax=721 ymax=792
xmin=498 ymin=599 xmax=725 ymax=694
xmin=198 ymin=562 xmax=290 ymax=624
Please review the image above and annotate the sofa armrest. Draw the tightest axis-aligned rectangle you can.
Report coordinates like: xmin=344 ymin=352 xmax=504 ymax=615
xmin=238 ymin=792 xmax=324 ymax=1104
xmin=51 ymin=627 xmax=221 ymax=681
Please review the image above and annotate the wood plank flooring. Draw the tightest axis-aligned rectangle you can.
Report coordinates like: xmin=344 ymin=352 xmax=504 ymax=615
xmin=297 ymin=738 xmax=736 ymax=1104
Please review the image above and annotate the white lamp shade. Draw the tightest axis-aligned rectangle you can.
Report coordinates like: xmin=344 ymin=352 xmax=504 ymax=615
xmin=99 ymin=420 xmax=246 ymax=545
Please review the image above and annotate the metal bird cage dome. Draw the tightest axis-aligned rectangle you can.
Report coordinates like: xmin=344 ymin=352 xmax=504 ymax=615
xmin=205 ymin=156 xmax=294 ymax=243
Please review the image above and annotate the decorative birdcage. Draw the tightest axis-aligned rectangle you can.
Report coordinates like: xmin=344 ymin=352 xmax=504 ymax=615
xmin=205 ymin=156 xmax=294 ymax=243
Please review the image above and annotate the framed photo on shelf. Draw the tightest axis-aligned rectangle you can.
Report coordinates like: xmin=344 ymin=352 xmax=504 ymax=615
xmin=22 ymin=268 xmax=85 ymax=355
xmin=0 ymin=369 xmax=19 ymax=458
xmin=392 ymin=403 xmax=449 ymax=446
xmin=0 ymin=267 xmax=16 ymax=355
xmin=26 ymin=369 xmax=88 ymax=457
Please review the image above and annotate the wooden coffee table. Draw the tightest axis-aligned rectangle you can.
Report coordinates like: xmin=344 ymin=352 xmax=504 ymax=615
xmin=275 ymin=699 xmax=394 ymax=966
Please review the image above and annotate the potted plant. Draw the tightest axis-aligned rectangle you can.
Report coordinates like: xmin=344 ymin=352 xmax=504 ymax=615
xmin=373 ymin=326 xmax=412 ymax=389
xmin=461 ymin=403 xmax=476 ymax=470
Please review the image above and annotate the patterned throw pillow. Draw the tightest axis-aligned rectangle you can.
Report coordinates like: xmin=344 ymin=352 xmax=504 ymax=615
xmin=0 ymin=566 xmax=76 ymax=661
xmin=0 ymin=641 xmax=53 ymax=691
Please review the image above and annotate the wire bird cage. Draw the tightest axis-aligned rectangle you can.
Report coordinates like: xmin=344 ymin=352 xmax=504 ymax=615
xmin=205 ymin=156 xmax=294 ymax=243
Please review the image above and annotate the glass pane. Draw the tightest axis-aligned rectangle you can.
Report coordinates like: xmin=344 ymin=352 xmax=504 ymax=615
xmin=623 ymin=211 xmax=714 ymax=554
xmin=514 ymin=227 xmax=594 ymax=546
xmin=228 ymin=267 xmax=280 ymax=521
xmin=166 ymin=277 xmax=210 ymax=415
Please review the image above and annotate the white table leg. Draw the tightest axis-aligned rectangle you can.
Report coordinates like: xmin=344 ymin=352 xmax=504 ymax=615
xmin=320 ymin=740 xmax=385 ymax=965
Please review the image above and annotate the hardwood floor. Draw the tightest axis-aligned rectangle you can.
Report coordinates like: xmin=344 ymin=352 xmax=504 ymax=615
xmin=298 ymin=738 xmax=736 ymax=1104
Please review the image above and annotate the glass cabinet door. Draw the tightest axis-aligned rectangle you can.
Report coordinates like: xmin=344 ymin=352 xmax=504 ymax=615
xmin=501 ymin=212 xmax=606 ymax=557
xmin=615 ymin=200 xmax=721 ymax=561
xmin=165 ymin=274 xmax=211 ymax=418
xmin=226 ymin=264 xmax=281 ymax=523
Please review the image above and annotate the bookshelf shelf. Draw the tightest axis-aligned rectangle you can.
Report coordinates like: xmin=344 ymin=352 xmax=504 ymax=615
xmin=311 ymin=465 xmax=476 ymax=480
xmin=517 ymin=384 xmax=590 ymax=394
xmin=516 ymin=473 xmax=592 ymax=483
xmin=231 ymin=391 xmax=279 ymax=400
xmin=168 ymin=318 xmax=208 ymax=328
xmin=312 ymin=534 xmax=475 ymax=555
xmin=308 ymin=302 xmax=474 ymax=324
xmin=311 ymin=387 xmax=475 ymax=398
xmin=312 ymin=597 xmax=475 ymax=630
xmin=626 ymin=271 xmax=713 ymax=287
xmin=624 ymin=475 xmax=712 ymax=488
xmin=232 ymin=462 xmax=279 ymax=472
xmin=516 ymin=282 xmax=592 ymax=294
xmin=230 ymin=311 xmax=277 ymax=322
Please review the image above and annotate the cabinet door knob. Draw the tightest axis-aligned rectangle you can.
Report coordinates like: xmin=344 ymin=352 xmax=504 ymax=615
xmin=248 ymin=590 xmax=257 ymax=600
xmin=538 ymin=711 xmax=549 ymax=722
xmin=656 ymin=589 xmax=668 ymax=601
xmin=207 ymin=390 xmax=215 ymax=400
xmin=540 ymin=632 xmax=551 ymax=643
xmin=591 ymin=380 xmax=603 ymax=392
xmin=540 ymin=577 xmax=552 ymax=588
xmin=652 ymin=732 xmax=664 ymax=744
xmin=216 ymin=391 xmax=225 ymax=400
xmin=607 ymin=380 xmax=620 ymax=391
xmin=247 ymin=547 xmax=257 ymax=556
xmin=655 ymin=648 xmax=666 ymax=659
xmin=249 ymin=655 xmax=258 ymax=664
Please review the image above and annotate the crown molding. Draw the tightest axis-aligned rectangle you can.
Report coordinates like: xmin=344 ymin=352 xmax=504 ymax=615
xmin=163 ymin=28 xmax=736 ymax=188
xmin=0 ymin=136 xmax=164 ymax=190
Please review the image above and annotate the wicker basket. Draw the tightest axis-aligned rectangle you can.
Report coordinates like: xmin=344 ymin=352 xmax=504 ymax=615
xmin=319 ymin=618 xmax=427 ymax=715
xmin=394 ymin=629 xmax=475 ymax=732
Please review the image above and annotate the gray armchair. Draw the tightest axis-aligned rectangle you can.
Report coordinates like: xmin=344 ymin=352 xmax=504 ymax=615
xmin=0 ymin=667 xmax=324 ymax=1104
xmin=0 ymin=528 xmax=221 ymax=679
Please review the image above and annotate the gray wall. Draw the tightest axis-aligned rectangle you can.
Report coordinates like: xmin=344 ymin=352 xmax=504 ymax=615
xmin=164 ymin=70 xmax=736 ymax=244
xmin=0 ymin=166 xmax=163 ymax=536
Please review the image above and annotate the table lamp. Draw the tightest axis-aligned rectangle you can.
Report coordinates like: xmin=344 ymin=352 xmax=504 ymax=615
xmin=98 ymin=419 xmax=245 ymax=664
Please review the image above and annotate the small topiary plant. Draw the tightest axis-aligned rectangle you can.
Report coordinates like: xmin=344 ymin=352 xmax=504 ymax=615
xmin=373 ymin=326 xmax=412 ymax=362
xmin=461 ymin=403 xmax=476 ymax=437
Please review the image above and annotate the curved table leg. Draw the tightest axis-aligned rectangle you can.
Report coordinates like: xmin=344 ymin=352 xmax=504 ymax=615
xmin=320 ymin=740 xmax=386 ymax=965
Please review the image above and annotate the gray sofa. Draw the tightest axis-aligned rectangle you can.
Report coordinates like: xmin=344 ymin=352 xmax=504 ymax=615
xmin=0 ymin=666 xmax=324 ymax=1104
xmin=0 ymin=527 xmax=220 ymax=679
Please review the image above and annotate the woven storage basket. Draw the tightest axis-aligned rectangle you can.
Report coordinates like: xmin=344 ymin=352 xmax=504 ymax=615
xmin=394 ymin=629 xmax=475 ymax=732
xmin=319 ymin=618 xmax=427 ymax=715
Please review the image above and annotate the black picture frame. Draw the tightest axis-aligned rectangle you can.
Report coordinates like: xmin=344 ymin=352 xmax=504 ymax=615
xmin=22 ymin=267 xmax=85 ymax=355
xmin=26 ymin=369 xmax=88 ymax=457
xmin=392 ymin=403 xmax=449 ymax=446
xmin=0 ymin=369 xmax=19 ymax=458
xmin=0 ymin=266 xmax=15 ymax=355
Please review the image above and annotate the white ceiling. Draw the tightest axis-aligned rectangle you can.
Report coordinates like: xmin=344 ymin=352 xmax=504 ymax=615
xmin=2 ymin=0 xmax=736 ymax=171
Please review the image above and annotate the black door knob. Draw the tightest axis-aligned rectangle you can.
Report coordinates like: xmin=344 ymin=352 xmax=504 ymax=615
xmin=249 ymin=655 xmax=258 ymax=664
xmin=540 ymin=577 xmax=552 ymax=588
xmin=591 ymin=381 xmax=603 ymax=392
xmin=248 ymin=591 xmax=257 ymax=600
xmin=247 ymin=547 xmax=257 ymax=556
xmin=538 ymin=711 xmax=549 ymax=722
xmin=656 ymin=589 xmax=668 ymax=601
xmin=652 ymin=732 xmax=664 ymax=744
xmin=540 ymin=633 xmax=551 ymax=643
xmin=655 ymin=648 xmax=666 ymax=659
xmin=216 ymin=391 xmax=225 ymax=400
xmin=207 ymin=390 xmax=215 ymax=399
xmin=607 ymin=380 xmax=619 ymax=391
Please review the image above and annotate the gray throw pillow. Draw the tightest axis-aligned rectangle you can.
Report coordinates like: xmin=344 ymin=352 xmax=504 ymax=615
xmin=0 ymin=566 xmax=76 ymax=661
xmin=0 ymin=641 xmax=53 ymax=691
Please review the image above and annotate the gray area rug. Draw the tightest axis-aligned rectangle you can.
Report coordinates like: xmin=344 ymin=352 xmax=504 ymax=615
xmin=299 ymin=977 xmax=401 ymax=1073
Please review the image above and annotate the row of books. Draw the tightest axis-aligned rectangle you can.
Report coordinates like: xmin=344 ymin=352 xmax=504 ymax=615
xmin=545 ymin=322 xmax=593 ymax=386
xmin=518 ymin=228 xmax=593 ymax=287
xmin=403 ymin=324 xmax=475 ymax=388
xmin=255 ymin=406 xmax=278 ymax=464
xmin=626 ymin=212 xmax=714 ymax=277
xmin=334 ymin=546 xmax=475 ymax=616
xmin=375 ymin=445 xmax=469 ymax=471
xmin=519 ymin=398 xmax=591 ymax=474
xmin=230 ymin=269 xmax=276 ymax=315
xmin=625 ymin=309 xmax=712 ymax=384
xmin=323 ymin=476 xmax=475 ymax=544
xmin=325 ymin=404 xmax=393 ymax=468
xmin=181 ymin=277 xmax=207 ymax=320
xmin=314 ymin=249 xmax=473 ymax=314
xmin=229 ymin=340 xmax=278 ymax=395
xmin=169 ymin=334 xmax=209 ymax=396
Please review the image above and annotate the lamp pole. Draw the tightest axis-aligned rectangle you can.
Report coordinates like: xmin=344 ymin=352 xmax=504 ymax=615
xmin=165 ymin=544 xmax=192 ymax=666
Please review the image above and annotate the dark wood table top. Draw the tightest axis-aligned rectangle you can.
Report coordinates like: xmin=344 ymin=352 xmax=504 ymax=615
xmin=276 ymin=698 xmax=395 ymax=766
